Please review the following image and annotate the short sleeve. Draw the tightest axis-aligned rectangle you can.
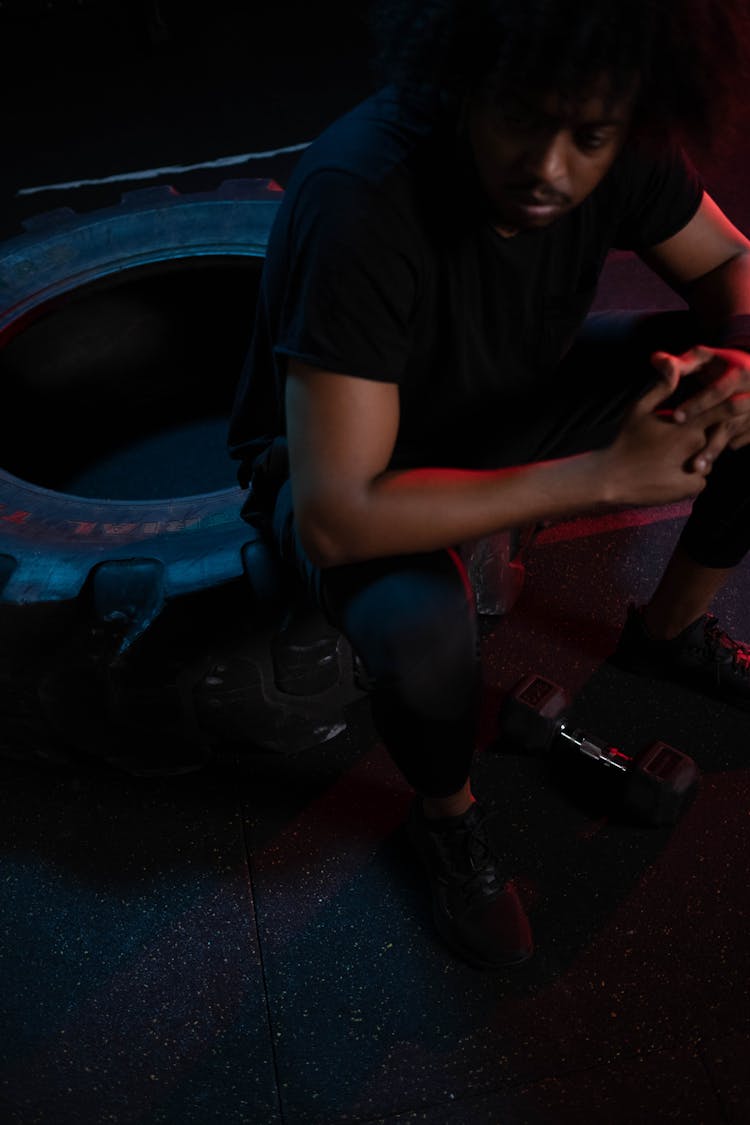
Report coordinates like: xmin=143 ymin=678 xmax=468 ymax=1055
xmin=611 ymin=141 xmax=705 ymax=252
xmin=274 ymin=168 xmax=421 ymax=382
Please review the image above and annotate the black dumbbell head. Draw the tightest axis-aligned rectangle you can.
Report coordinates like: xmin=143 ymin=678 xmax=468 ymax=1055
xmin=499 ymin=673 xmax=571 ymax=753
xmin=624 ymin=741 xmax=700 ymax=826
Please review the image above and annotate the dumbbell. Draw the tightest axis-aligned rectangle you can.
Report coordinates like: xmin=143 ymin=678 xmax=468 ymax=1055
xmin=498 ymin=673 xmax=700 ymax=826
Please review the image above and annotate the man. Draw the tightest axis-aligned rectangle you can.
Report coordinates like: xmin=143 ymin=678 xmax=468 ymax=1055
xmin=229 ymin=0 xmax=750 ymax=970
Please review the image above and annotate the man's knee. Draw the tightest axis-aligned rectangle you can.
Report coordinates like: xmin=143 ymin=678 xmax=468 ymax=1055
xmin=326 ymin=554 xmax=479 ymax=721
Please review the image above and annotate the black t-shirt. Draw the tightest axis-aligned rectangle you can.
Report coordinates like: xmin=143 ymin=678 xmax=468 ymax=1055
xmin=228 ymin=84 xmax=703 ymax=481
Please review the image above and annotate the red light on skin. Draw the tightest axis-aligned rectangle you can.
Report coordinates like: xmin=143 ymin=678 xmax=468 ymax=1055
xmin=267 ymin=180 xmax=284 ymax=192
xmin=447 ymin=546 xmax=475 ymax=607
xmin=1 ymin=509 xmax=31 ymax=524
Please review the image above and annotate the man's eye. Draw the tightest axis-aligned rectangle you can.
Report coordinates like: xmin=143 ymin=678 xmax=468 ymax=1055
xmin=576 ymin=129 xmax=609 ymax=151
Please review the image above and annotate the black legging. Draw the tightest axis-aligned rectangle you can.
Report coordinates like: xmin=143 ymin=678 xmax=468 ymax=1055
xmin=265 ymin=311 xmax=750 ymax=797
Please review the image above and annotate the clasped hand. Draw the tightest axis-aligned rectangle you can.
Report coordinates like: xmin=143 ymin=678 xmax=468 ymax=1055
xmin=651 ymin=344 xmax=750 ymax=470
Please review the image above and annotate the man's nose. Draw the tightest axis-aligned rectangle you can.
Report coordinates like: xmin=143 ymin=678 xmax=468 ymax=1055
xmin=520 ymin=130 xmax=570 ymax=191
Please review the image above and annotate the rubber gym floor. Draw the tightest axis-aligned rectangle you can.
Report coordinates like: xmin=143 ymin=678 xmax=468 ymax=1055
xmin=1 ymin=4 xmax=749 ymax=1123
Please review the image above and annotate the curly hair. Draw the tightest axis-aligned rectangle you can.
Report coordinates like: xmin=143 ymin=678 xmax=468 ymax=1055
xmin=368 ymin=0 xmax=750 ymax=158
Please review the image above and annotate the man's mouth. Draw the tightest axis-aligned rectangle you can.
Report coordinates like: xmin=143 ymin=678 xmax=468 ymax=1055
xmin=499 ymin=189 xmax=567 ymax=223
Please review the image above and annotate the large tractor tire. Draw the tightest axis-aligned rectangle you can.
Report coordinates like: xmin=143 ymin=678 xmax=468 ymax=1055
xmin=0 ymin=179 xmax=364 ymax=775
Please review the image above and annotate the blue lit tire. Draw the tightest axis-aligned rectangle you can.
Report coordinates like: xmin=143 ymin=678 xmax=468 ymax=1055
xmin=0 ymin=180 xmax=363 ymax=773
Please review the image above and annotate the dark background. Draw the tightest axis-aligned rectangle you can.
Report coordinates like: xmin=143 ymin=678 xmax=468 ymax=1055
xmin=4 ymin=0 xmax=749 ymax=293
xmin=2 ymin=0 xmax=376 ymax=241
xmin=2 ymin=4 xmax=750 ymax=1124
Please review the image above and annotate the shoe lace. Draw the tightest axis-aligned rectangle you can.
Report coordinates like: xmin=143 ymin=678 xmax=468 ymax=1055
xmin=432 ymin=811 xmax=505 ymax=905
xmin=702 ymin=615 xmax=750 ymax=673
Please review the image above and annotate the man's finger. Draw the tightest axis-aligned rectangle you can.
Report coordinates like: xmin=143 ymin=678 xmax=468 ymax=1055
xmin=674 ymin=380 xmax=750 ymax=424
xmin=650 ymin=351 xmax=677 ymax=375
xmin=673 ymin=372 xmax=735 ymax=420
xmin=695 ymin=421 xmax=734 ymax=466
xmin=650 ymin=346 xmax=715 ymax=381
xmin=729 ymin=429 xmax=750 ymax=450
xmin=637 ymin=366 xmax=681 ymax=414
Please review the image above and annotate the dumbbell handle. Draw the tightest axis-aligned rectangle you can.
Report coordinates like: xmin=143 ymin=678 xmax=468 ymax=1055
xmin=555 ymin=723 xmax=633 ymax=774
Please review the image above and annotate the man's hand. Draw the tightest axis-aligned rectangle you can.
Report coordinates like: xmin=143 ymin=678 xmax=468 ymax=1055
xmin=651 ymin=346 xmax=750 ymax=466
xmin=600 ymin=367 xmax=717 ymax=507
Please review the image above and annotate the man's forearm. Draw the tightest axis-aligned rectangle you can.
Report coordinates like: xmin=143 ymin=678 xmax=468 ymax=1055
xmin=298 ymin=376 xmax=716 ymax=569
xmin=303 ymin=450 xmax=612 ymax=567
xmin=686 ymin=250 xmax=750 ymax=337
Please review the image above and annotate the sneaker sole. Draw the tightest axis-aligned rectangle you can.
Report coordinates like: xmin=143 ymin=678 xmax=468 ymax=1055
xmin=431 ymin=903 xmax=534 ymax=971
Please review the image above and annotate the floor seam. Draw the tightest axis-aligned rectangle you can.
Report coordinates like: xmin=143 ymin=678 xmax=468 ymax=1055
xmin=241 ymin=807 xmax=287 ymax=1125
xmin=696 ymin=1041 xmax=734 ymax=1125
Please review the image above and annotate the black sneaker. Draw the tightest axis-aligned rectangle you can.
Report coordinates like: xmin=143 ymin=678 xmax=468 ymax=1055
xmin=611 ymin=604 xmax=750 ymax=710
xmin=406 ymin=797 xmax=533 ymax=970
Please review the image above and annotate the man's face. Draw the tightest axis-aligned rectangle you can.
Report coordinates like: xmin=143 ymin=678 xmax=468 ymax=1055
xmin=465 ymin=81 xmax=635 ymax=235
